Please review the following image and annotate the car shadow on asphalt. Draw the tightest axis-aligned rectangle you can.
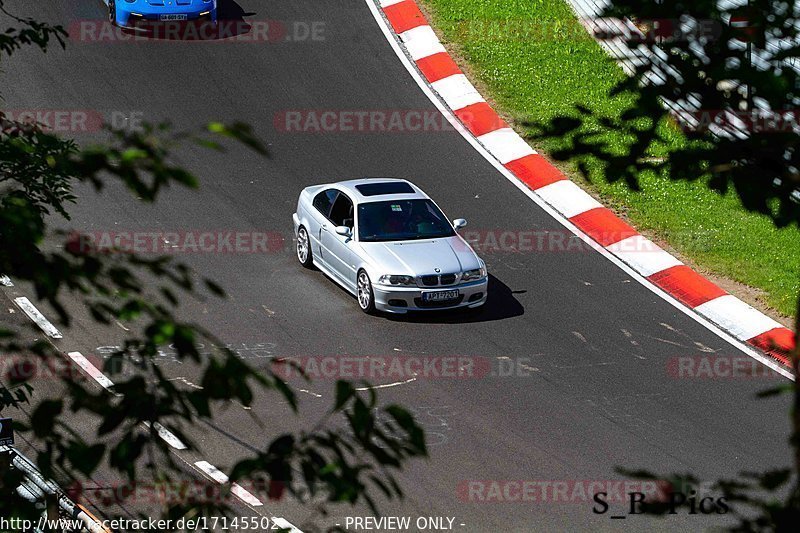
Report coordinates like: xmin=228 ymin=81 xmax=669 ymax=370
xmin=217 ymin=0 xmax=255 ymax=21
xmin=384 ymin=274 xmax=524 ymax=324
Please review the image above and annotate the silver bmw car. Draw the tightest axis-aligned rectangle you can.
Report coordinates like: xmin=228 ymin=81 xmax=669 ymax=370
xmin=292 ymin=178 xmax=488 ymax=314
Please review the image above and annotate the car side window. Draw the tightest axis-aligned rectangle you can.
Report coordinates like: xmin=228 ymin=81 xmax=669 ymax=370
xmin=312 ymin=189 xmax=338 ymax=218
xmin=329 ymin=193 xmax=354 ymax=229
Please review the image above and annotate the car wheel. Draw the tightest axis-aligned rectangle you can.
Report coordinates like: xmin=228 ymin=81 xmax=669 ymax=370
xmin=296 ymin=226 xmax=313 ymax=268
xmin=357 ymin=270 xmax=376 ymax=314
xmin=108 ymin=0 xmax=117 ymax=25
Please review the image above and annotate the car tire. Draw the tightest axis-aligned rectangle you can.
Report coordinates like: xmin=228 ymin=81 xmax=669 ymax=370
xmin=296 ymin=226 xmax=314 ymax=269
xmin=108 ymin=0 xmax=117 ymax=26
xmin=357 ymin=270 xmax=376 ymax=314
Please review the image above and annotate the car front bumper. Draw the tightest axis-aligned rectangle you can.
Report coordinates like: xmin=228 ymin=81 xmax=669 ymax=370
xmin=372 ymin=278 xmax=488 ymax=314
xmin=116 ymin=5 xmax=218 ymax=29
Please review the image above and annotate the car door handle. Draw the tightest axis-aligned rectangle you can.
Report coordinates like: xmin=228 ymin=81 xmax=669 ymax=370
xmin=321 ymin=224 xmax=328 ymax=232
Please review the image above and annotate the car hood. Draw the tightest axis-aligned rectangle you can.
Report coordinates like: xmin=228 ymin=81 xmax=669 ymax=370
xmin=359 ymin=236 xmax=480 ymax=276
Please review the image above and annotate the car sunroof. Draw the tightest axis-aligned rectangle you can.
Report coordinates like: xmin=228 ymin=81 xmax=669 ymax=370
xmin=355 ymin=182 xmax=415 ymax=196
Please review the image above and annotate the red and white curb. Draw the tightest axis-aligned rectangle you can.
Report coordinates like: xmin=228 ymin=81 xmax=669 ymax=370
xmin=373 ymin=0 xmax=796 ymax=368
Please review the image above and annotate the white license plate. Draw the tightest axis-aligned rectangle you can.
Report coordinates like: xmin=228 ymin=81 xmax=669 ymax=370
xmin=422 ymin=290 xmax=459 ymax=302
xmin=160 ymin=14 xmax=188 ymax=21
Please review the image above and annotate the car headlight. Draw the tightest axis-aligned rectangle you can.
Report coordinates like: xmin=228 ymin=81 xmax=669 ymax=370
xmin=378 ymin=275 xmax=416 ymax=286
xmin=461 ymin=265 xmax=487 ymax=282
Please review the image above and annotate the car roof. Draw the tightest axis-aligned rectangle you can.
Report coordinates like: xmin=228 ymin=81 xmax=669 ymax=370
xmin=329 ymin=178 xmax=429 ymax=202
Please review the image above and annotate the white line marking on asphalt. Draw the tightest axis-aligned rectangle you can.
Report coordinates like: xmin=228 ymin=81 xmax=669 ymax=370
xmin=67 ymin=351 xmax=114 ymax=390
xmin=653 ymin=337 xmax=683 ymax=347
xmin=356 ymin=377 xmax=417 ymax=390
xmin=63 ymin=350 xmax=300 ymax=525
xmin=193 ymin=460 xmax=305 ymax=531
xmin=272 ymin=517 xmax=304 ymax=533
xmin=693 ymin=342 xmax=717 ymax=353
xmin=171 ymin=453 xmax=271 ymax=518
xmin=364 ymin=0 xmax=794 ymax=381
xmin=194 ymin=461 xmax=264 ymax=507
xmin=14 ymin=297 xmax=63 ymax=338
xmin=68 ymin=352 xmax=189 ymax=450
xmin=148 ymin=421 xmax=189 ymax=451
xmin=379 ymin=0 xmax=406 ymax=6
xmin=168 ymin=377 xmax=204 ymax=390
xmin=0 ymin=275 xmax=12 ymax=286
xmin=69 ymin=351 xmax=302 ymax=524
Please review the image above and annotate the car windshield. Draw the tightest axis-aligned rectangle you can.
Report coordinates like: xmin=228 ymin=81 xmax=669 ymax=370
xmin=358 ymin=199 xmax=456 ymax=242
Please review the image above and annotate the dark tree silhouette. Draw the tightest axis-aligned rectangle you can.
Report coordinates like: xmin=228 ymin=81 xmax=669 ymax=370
xmin=529 ymin=1 xmax=799 ymax=529
xmin=0 ymin=3 xmax=425 ymax=528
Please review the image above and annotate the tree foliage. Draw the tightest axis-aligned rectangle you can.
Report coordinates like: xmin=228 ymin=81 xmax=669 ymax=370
xmin=533 ymin=0 xmax=800 ymax=228
xmin=0 ymin=3 xmax=426 ymax=527
xmin=531 ymin=1 xmax=800 ymax=530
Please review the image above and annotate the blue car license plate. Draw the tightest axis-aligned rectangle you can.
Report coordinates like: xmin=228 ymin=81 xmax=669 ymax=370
xmin=160 ymin=14 xmax=188 ymax=21
xmin=422 ymin=290 xmax=459 ymax=302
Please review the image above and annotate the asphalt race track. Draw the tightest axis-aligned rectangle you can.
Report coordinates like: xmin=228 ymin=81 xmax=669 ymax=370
xmin=1 ymin=1 xmax=793 ymax=531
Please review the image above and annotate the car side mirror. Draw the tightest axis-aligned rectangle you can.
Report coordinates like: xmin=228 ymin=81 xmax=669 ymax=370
xmin=335 ymin=226 xmax=352 ymax=238
xmin=453 ymin=218 xmax=467 ymax=230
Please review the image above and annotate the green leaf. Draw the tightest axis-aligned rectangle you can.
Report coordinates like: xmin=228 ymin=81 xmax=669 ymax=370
xmin=30 ymin=400 xmax=62 ymax=438
xmin=756 ymin=384 xmax=793 ymax=398
xmin=334 ymin=381 xmax=355 ymax=411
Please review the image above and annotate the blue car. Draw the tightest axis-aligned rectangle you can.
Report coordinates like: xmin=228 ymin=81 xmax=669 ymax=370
xmin=104 ymin=0 xmax=218 ymax=29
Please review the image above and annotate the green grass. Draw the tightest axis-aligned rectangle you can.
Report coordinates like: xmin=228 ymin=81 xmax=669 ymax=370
xmin=420 ymin=0 xmax=800 ymax=318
